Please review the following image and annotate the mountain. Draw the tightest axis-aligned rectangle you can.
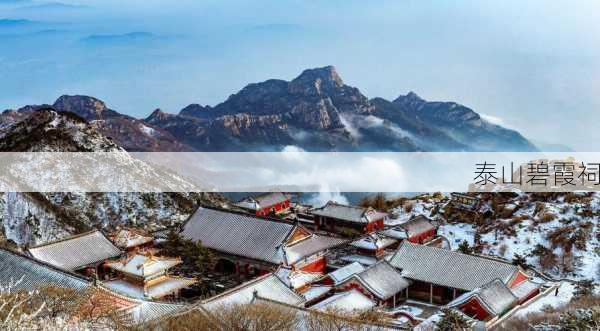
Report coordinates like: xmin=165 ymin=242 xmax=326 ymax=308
xmin=145 ymin=66 xmax=536 ymax=152
xmin=385 ymin=92 xmax=537 ymax=151
xmin=52 ymin=95 xmax=191 ymax=151
xmin=0 ymin=108 xmax=225 ymax=247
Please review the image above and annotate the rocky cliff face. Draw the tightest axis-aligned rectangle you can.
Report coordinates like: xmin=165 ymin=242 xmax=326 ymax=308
xmin=144 ymin=66 xmax=536 ymax=152
xmin=0 ymin=109 xmax=226 ymax=247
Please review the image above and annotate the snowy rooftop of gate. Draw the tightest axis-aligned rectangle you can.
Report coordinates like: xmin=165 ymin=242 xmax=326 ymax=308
xmin=104 ymin=276 xmax=196 ymax=300
xmin=310 ymin=201 xmax=388 ymax=224
xmin=275 ymin=267 xmax=323 ymax=290
xmin=199 ymin=273 xmax=305 ymax=311
xmin=234 ymin=192 xmax=289 ymax=211
xmin=105 ymin=254 xmax=181 ymax=279
xmin=0 ymin=248 xmax=90 ymax=291
xmin=351 ymin=233 xmax=397 ymax=251
xmin=447 ymin=279 xmax=518 ymax=317
xmin=310 ymin=289 xmax=376 ymax=312
xmin=28 ymin=230 xmax=122 ymax=271
xmin=389 ymin=241 xmax=519 ymax=291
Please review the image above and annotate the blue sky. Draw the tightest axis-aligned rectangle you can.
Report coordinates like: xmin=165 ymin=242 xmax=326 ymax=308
xmin=1 ymin=0 xmax=599 ymax=150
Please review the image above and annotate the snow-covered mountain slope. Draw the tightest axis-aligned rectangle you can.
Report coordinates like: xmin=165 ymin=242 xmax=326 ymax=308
xmin=390 ymin=192 xmax=600 ymax=282
xmin=0 ymin=108 xmax=226 ymax=247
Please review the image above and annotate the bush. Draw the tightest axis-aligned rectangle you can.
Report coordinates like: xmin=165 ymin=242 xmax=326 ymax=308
xmin=436 ymin=308 xmax=470 ymax=331
xmin=574 ymin=279 xmax=596 ymax=299
xmin=539 ymin=212 xmax=557 ymax=223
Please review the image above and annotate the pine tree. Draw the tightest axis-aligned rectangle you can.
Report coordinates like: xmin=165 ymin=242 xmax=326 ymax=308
xmin=457 ymin=240 xmax=472 ymax=255
xmin=512 ymin=253 xmax=528 ymax=268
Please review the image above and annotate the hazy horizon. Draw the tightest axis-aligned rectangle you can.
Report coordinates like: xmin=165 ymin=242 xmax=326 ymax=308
xmin=1 ymin=0 xmax=599 ymax=150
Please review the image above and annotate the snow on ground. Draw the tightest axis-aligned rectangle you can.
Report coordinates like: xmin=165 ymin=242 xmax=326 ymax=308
xmin=138 ymin=123 xmax=157 ymax=137
xmin=438 ymin=223 xmax=476 ymax=249
xmin=438 ymin=193 xmax=600 ymax=282
xmin=516 ymin=282 xmax=575 ymax=317
xmin=386 ymin=196 xmax=437 ymax=226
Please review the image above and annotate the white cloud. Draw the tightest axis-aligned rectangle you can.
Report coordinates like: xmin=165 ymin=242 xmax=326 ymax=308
xmin=480 ymin=113 xmax=505 ymax=126
xmin=306 ymin=186 xmax=349 ymax=207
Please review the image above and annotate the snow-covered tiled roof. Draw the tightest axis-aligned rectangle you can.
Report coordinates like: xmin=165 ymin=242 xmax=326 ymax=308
xmin=510 ymin=279 xmax=542 ymax=301
xmin=284 ymin=235 xmax=347 ymax=265
xmin=97 ymin=286 xmax=189 ymax=325
xmin=301 ymin=285 xmax=331 ymax=301
xmin=199 ymin=273 xmax=305 ymax=311
xmin=28 ymin=230 xmax=122 ymax=271
xmin=328 ymin=262 xmax=366 ymax=285
xmin=396 ymin=215 xmax=435 ymax=237
xmin=350 ymin=233 xmax=397 ymax=251
xmin=345 ymin=261 xmax=410 ymax=300
xmin=181 ymin=207 xmax=295 ymax=264
xmin=389 ymin=242 xmax=519 ymax=291
xmin=381 ymin=228 xmax=408 ymax=240
xmin=311 ymin=289 xmax=376 ymax=311
xmin=183 ymin=207 xmax=341 ymax=266
xmin=0 ymin=248 xmax=90 ymax=291
xmin=275 ymin=267 xmax=323 ymax=290
xmin=126 ymin=300 xmax=188 ymax=325
xmin=105 ymin=276 xmax=196 ymax=300
xmin=105 ymin=254 xmax=181 ymax=279
xmin=447 ymin=279 xmax=518 ymax=317
xmin=340 ymin=254 xmax=378 ymax=266
xmin=310 ymin=202 xmax=387 ymax=224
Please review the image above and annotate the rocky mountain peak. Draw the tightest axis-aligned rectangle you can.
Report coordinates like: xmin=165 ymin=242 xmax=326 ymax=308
xmin=289 ymin=65 xmax=344 ymax=95
xmin=393 ymin=91 xmax=426 ymax=108
xmin=53 ymin=95 xmax=109 ymax=121
xmin=146 ymin=108 xmax=174 ymax=122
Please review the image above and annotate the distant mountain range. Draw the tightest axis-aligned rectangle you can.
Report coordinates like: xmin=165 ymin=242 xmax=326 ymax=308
xmin=2 ymin=65 xmax=537 ymax=152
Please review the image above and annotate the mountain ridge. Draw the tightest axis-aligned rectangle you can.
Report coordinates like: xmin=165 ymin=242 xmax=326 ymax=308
xmin=4 ymin=65 xmax=537 ymax=152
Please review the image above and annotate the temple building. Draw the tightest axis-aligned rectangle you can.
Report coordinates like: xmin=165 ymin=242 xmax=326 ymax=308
xmin=181 ymin=206 xmax=347 ymax=276
xmin=310 ymin=202 xmax=388 ymax=236
xmin=382 ymin=215 xmax=438 ymax=245
xmin=233 ymin=192 xmax=291 ymax=216
xmin=104 ymin=253 xmax=196 ymax=300
xmin=388 ymin=242 xmax=535 ymax=305
xmin=27 ymin=230 xmax=122 ymax=277
xmin=334 ymin=260 xmax=410 ymax=308
xmin=349 ymin=232 xmax=398 ymax=258
xmin=446 ymin=279 xmax=518 ymax=321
